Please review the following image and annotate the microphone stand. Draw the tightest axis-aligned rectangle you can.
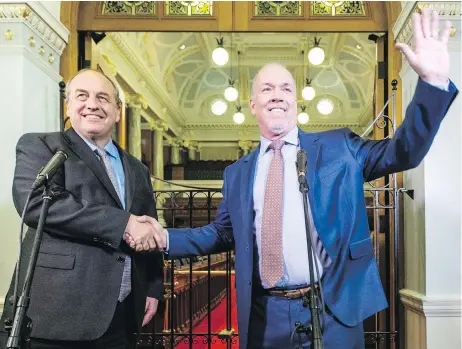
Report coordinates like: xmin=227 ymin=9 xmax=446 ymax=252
xmin=297 ymin=173 xmax=324 ymax=349
xmin=5 ymin=179 xmax=55 ymax=349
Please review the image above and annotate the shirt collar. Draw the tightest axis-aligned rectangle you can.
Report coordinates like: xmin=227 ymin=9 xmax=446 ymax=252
xmin=259 ymin=126 xmax=299 ymax=156
xmin=74 ymin=130 xmax=119 ymax=160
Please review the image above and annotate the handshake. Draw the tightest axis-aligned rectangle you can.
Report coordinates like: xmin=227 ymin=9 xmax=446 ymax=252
xmin=123 ymin=215 xmax=167 ymax=252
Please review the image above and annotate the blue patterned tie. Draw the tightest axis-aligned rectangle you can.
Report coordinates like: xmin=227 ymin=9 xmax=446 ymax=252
xmin=96 ymin=148 xmax=131 ymax=302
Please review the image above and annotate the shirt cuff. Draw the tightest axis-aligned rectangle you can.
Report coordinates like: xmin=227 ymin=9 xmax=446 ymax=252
xmin=164 ymin=229 xmax=169 ymax=253
xmin=421 ymin=77 xmax=451 ymax=91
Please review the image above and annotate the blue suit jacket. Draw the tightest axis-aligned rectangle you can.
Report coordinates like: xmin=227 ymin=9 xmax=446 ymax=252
xmin=168 ymin=79 xmax=458 ymax=348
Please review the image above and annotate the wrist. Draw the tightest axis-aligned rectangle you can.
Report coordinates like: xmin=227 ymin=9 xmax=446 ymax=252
xmin=125 ymin=214 xmax=137 ymax=232
xmin=421 ymin=74 xmax=449 ymax=90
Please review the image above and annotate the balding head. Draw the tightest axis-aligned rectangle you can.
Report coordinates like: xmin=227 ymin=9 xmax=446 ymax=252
xmin=66 ymin=68 xmax=122 ymax=148
xmin=251 ymin=62 xmax=296 ymax=98
xmin=66 ymin=68 xmax=121 ymax=105
xmin=249 ymin=62 xmax=298 ymax=140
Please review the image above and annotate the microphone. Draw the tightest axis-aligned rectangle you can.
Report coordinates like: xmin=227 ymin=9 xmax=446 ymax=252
xmin=296 ymin=149 xmax=307 ymax=185
xmin=31 ymin=150 xmax=68 ymax=190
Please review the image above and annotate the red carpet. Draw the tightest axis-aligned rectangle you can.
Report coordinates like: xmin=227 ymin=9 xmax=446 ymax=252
xmin=175 ymin=275 xmax=239 ymax=349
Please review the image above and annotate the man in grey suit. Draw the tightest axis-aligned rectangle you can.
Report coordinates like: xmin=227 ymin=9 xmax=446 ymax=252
xmin=0 ymin=69 xmax=165 ymax=349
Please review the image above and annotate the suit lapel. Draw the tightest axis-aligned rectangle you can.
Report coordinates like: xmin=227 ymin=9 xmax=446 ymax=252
xmin=118 ymin=146 xmax=135 ymax=211
xmin=240 ymin=147 xmax=259 ymax=241
xmin=63 ymin=128 xmax=124 ymax=209
xmin=298 ymin=128 xmax=320 ymax=188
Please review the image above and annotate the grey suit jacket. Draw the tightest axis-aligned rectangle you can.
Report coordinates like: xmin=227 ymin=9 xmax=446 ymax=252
xmin=0 ymin=128 xmax=164 ymax=341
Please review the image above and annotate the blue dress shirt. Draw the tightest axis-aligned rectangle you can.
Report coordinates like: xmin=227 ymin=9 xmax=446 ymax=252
xmin=254 ymin=126 xmax=326 ymax=288
xmin=79 ymin=135 xmax=126 ymax=209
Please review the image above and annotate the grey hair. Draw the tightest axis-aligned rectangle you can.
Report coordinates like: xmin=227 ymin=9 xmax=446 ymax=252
xmin=65 ymin=68 xmax=122 ymax=105
xmin=250 ymin=62 xmax=294 ymax=98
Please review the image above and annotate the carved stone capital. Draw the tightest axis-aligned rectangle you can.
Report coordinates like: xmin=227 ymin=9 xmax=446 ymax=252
xmin=167 ymin=138 xmax=183 ymax=148
xmin=238 ymin=140 xmax=253 ymax=150
xmin=126 ymin=93 xmax=148 ymax=109
xmin=151 ymin=119 xmax=169 ymax=132
xmin=183 ymin=140 xmax=198 ymax=150
xmin=0 ymin=3 xmax=68 ymax=54
xmin=394 ymin=2 xmax=460 ymax=46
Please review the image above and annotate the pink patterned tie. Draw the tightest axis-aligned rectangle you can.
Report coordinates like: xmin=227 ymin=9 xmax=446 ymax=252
xmin=261 ymin=140 xmax=285 ymax=287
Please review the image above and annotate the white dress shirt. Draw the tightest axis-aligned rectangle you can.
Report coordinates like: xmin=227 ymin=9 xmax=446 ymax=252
xmin=253 ymin=126 xmax=325 ymax=288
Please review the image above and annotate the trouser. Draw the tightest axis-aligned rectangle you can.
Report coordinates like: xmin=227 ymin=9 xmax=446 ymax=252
xmin=247 ymin=293 xmax=364 ymax=349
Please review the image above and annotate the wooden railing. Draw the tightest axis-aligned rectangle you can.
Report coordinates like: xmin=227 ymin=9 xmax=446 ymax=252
xmin=163 ymin=257 xmax=228 ymax=337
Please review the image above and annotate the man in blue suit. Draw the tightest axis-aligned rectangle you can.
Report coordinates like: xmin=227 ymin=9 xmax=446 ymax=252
xmin=127 ymin=8 xmax=458 ymax=349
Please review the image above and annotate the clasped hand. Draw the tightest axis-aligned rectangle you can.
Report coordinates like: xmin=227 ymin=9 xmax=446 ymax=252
xmin=123 ymin=214 xmax=166 ymax=252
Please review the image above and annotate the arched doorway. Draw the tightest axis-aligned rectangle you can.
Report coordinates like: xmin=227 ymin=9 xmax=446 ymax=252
xmin=60 ymin=2 xmax=404 ymax=348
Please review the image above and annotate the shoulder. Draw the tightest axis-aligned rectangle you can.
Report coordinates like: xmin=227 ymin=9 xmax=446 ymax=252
xmin=17 ymin=131 xmax=63 ymax=149
xmin=299 ymin=127 xmax=352 ymax=140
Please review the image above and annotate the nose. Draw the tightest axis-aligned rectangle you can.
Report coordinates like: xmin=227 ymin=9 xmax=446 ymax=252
xmin=270 ymin=87 xmax=283 ymax=102
xmin=85 ymin=96 xmax=100 ymax=111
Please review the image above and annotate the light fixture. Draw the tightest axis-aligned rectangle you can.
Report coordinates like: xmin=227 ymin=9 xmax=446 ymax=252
xmin=179 ymin=44 xmax=186 ymax=50
xmin=297 ymin=105 xmax=309 ymax=124
xmin=356 ymin=44 xmax=362 ymax=50
xmin=308 ymin=37 xmax=325 ymax=66
xmin=211 ymin=99 xmax=228 ymax=115
xmin=317 ymin=98 xmax=334 ymax=115
xmin=233 ymin=105 xmax=245 ymax=124
xmin=212 ymin=37 xmax=229 ymax=66
xmin=224 ymin=48 xmax=239 ymax=102
xmin=302 ymin=78 xmax=315 ymax=101
xmin=224 ymin=81 xmax=238 ymax=102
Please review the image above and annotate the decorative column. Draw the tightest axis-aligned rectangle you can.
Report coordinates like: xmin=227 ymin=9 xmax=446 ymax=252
xmin=150 ymin=120 xmax=168 ymax=182
xmin=238 ymin=140 xmax=253 ymax=156
xmin=0 ymin=2 xmax=69 ymax=313
xmin=394 ymin=3 xmax=461 ymax=349
xmin=149 ymin=120 xmax=168 ymax=227
xmin=183 ymin=140 xmax=199 ymax=161
xmin=126 ymin=93 xmax=147 ymax=160
xmin=169 ymin=139 xmax=183 ymax=165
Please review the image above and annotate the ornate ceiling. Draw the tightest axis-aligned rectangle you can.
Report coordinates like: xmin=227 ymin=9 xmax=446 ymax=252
xmin=96 ymin=30 xmax=379 ymax=141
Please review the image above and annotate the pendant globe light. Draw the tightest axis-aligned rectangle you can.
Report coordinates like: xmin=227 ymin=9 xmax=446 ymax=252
xmin=212 ymin=37 xmax=229 ymax=66
xmin=317 ymin=98 xmax=334 ymax=115
xmin=224 ymin=82 xmax=238 ymax=102
xmin=297 ymin=105 xmax=309 ymax=124
xmin=308 ymin=37 xmax=325 ymax=66
xmin=302 ymin=78 xmax=315 ymax=101
xmin=211 ymin=99 xmax=228 ymax=115
xmin=233 ymin=105 xmax=245 ymax=124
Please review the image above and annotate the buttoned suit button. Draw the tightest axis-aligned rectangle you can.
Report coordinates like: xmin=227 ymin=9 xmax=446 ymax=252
xmin=117 ymin=256 xmax=125 ymax=263
xmin=245 ymin=244 xmax=249 ymax=251
xmin=247 ymin=281 xmax=251 ymax=286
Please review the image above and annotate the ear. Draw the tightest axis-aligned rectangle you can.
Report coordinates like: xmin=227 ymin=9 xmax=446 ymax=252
xmin=115 ymin=104 xmax=121 ymax=123
xmin=65 ymin=100 xmax=71 ymax=117
xmin=249 ymin=98 xmax=256 ymax=116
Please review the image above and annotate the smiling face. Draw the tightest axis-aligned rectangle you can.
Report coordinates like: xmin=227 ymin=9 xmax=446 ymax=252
xmin=66 ymin=70 xmax=121 ymax=146
xmin=249 ymin=63 xmax=298 ymax=140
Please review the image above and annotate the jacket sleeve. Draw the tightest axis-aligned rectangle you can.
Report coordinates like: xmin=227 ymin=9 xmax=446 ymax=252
xmin=166 ymin=167 xmax=235 ymax=259
xmin=345 ymin=78 xmax=458 ymax=182
xmin=12 ymin=133 xmax=131 ymax=249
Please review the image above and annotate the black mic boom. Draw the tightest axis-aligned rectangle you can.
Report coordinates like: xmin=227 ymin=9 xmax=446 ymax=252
xmin=31 ymin=150 xmax=68 ymax=190
xmin=296 ymin=149 xmax=307 ymax=185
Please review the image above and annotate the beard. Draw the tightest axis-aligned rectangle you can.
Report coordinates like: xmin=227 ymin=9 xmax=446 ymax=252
xmin=269 ymin=118 xmax=291 ymax=135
